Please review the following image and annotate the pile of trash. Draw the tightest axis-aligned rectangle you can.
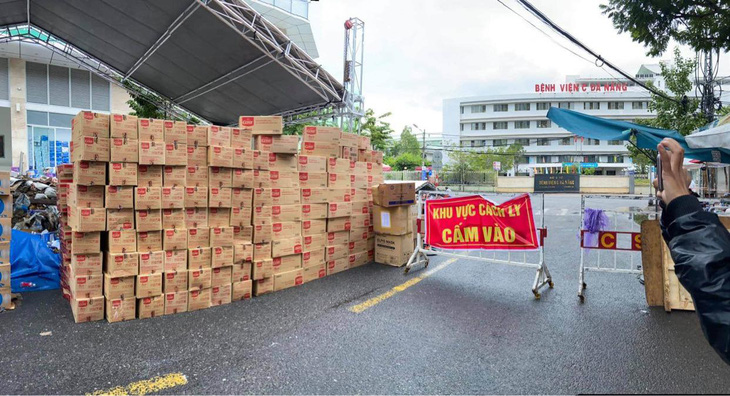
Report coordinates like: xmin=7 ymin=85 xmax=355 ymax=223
xmin=11 ymin=175 xmax=59 ymax=233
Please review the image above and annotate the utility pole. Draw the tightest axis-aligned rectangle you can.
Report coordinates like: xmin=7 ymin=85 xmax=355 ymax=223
xmin=699 ymin=49 xmax=719 ymax=123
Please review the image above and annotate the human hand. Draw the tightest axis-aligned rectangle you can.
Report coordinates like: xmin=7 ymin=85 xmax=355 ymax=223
xmin=652 ymin=138 xmax=690 ymax=205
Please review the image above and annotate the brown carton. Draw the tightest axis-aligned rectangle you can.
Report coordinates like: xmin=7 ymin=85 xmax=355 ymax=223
xmin=252 ymin=205 xmax=272 ymax=225
xmin=301 ymin=203 xmax=327 ymax=220
xmin=232 ymin=168 xmax=254 ymax=188
xmin=160 ymin=186 xmax=185 ymax=209
xmin=208 ymin=126 xmax=231 ymax=147
xmin=326 ymin=257 xmax=349 ymax=275
xmin=239 ymin=116 xmax=283 ymax=135
xmin=232 ymin=262 xmax=252 ymax=282
xmin=272 ymin=254 xmax=302 ymax=273
xmin=164 ymin=141 xmax=187 ymax=166
xmin=252 ymin=150 xmax=269 ymax=170
xmin=358 ymin=136 xmax=371 ymax=150
xmin=139 ymin=251 xmax=164 ymax=274
xmin=137 ymin=231 xmax=163 ymax=252
xmin=327 ymin=158 xmax=354 ymax=173
xmin=269 ymin=170 xmax=299 ymax=189
xmin=163 ymin=166 xmax=186 ymax=187
xmin=139 ymin=141 xmax=165 ymax=165
xmin=163 ymin=228 xmax=187 ymax=251
xmin=185 ymin=208 xmax=209 ymax=229
xmin=74 ymin=161 xmax=106 ymax=185
xmin=302 ymin=126 xmax=341 ymax=143
xmin=135 ymin=187 xmax=162 ymax=210
xmin=110 ymin=138 xmax=139 ymax=163
xmin=184 ymin=186 xmax=208 ymax=208
xmin=188 ymin=268 xmax=211 ymax=290
xmin=231 ymin=128 xmax=252 ymax=149
xmin=71 ymin=135 xmax=110 ymax=162
xmin=163 ymin=120 xmax=186 ymax=144
xmin=353 ymin=174 xmax=369 ymax=189
xmin=57 ymin=164 xmax=74 ymax=182
xmin=298 ymin=172 xmax=327 ymax=188
xmin=349 ymin=240 xmax=368 ymax=254
xmin=211 ymin=265 xmax=232 ymax=287
xmin=137 ymin=165 xmax=163 ymax=187
xmin=372 ymin=183 xmax=416 ymax=207
xmin=162 ymin=208 xmax=186 ymax=229
xmin=272 ymin=221 xmax=301 ymax=239
xmin=108 ymin=164 xmax=137 ymax=187
xmin=188 ymin=247 xmax=212 ymax=269
xmin=302 ymin=219 xmax=326 ymax=236
xmin=163 ymin=270 xmax=188 ymax=293
xmin=255 ymin=135 xmax=298 ymax=154
xmin=350 ymin=213 xmax=371 ymax=229
xmin=252 ymin=259 xmax=273 ymax=280
xmin=209 ymin=227 xmax=234 ymax=249
xmin=232 ymin=148 xmax=254 ymax=169
xmin=186 ymin=165 xmax=208 ymax=187
xmin=342 ymin=146 xmax=359 ymax=162
xmin=186 ymin=145 xmax=208 ymax=167
xmin=252 ymin=169 xmax=271 ymax=188
xmin=231 ymin=188 xmax=253 ymax=208
xmin=271 ymin=204 xmax=301 ymax=223
xmin=136 ymin=209 xmax=162 ymax=232
xmin=302 ymin=249 xmax=325 ymax=267
xmin=352 ymin=200 xmax=370 ymax=215
xmin=325 ymin=244 xmax=348 ymax=261
xmin=71 ymin=253 xmax=103 ymax=275
xmin=137 ymin=295 xmax=165 ymax=319
xmin=350 ymin=250 xmax=369 ymax=268
xmin=72 ymin=231 xmax=101 ymax=254
xmin=300 ymin=188 xmax=329 ymax=204
xmin=164 ymin=250 xmax=188 ymax=272
xmin=254 ymin=277 xmax=273 ymax=296
xmin=272 ymin=236 xmax=303 ymax=258
xmin=68 ymin=184 xmax=105 ymax=208
xmin=211 ymin=283 xmax=232 ymax=306
xmin=267 ymin=152 xmax=298 ymax=171
xmin=298 ymin=155 xmax=327 ymax=172
xmin=340 ymin=131 xmax=359 ymax=148
xmin=372 ymin=205 xmax=413 ymax=235
xmin=375 ymin=233 xmax=414 ymax=267
xmin=209 ymin=187 xmax=232 ymax=208
xmin=230 ymin=206 xmax=252 ymax=228
xmin=136 ymin=272 xmax=163 ymax=297
xmin=73 ymin=111 xmax=109 ymax=138
xmin=328 ymin=173 xmax=353 ymax=189
xmin=164 ymin=291 xmax=188 ymax=314
xmin=233 ymin=245 xmax=253 ymax=265
xmin=327 ymin=217 xmax=352 ymax=232
xmin=187 ymin=228 xmax=210 ymax=248
xmin=186 ymin=125 xmax=208 ymax=147
xmin=231 ymin=280 xmax=252 ymax=300
xmin=253 ymin=188 xmax=300 ymax=206
xmin=106 ymin=229 xmax=136 ymax=253
xmin=138 ymin=118 xmax=164 ymax=141
xmin=68 ymin=207 xmax=106 ymax=232
xmin=104 ymin=274 xmax=135 ymax=299
xmin=188 ymin=288 xmax=211 ymax=311
xmin=349 ymin=227 xmax=369 ymax=242
xmin=208 ymin=146 xmax=234 ymax=168
xmin=209 ymin=207 xmax=231 ymax=228
xmin=328 ymin=202 xmax=352 ymax=218
xmin=353 ymin=161 xmax=368 ymax=175
xmin=273 ymin=268 xmax=303 ymax=291
xmin=69 ymin=270 xmax=103 ymax=298
xmin=233 ymin=226 xmax=254 ymax=243
xmin=106 ymin=208 xmax=134 ymax=231
xmin=209 ymin=167 xmax=233 ymax=188
xmin=106 ymin=297 xmax=136 ymax=323
xmin=253 ymin=242 xmax=272 ymax=260
xmin=368 ymin=237 xmax=375 ymax=251
xmin=211 ymin=245 xmax=234 ymax=268
xmin=302 ymin=263 xmax=326 ymax=283
xmin=326 ymin=231 xmax=349 ymax=245
xmin=300 ymin=141 xmax=339 ymax=157
xmin=71 ymin=296 xmax=104 ymax=323
xmin=303 ymin=234 xmax=326 ymax=252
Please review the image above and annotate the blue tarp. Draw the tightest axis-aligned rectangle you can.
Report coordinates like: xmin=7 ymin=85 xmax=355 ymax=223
xmin=547 ymin=107 xmax=730 ymax=164
xmin=10 ymin=230 xmax=60 ymax=292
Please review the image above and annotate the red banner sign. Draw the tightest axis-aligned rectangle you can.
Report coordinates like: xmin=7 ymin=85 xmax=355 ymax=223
xmin=580 ymin=230 xmax=641 ymax=251
xmin=425 ymin=194 xmax=539 ymax=250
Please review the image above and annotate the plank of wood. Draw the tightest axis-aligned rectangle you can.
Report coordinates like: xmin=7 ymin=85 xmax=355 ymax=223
xmin=662 ymin=239 xmax=695 ymax=312
xmin=641 ymin=219 xmax=664 ymax=307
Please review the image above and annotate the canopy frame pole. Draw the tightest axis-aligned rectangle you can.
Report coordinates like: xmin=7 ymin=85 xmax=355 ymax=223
xmin=626 ymin=131 xmax=658 ymax=166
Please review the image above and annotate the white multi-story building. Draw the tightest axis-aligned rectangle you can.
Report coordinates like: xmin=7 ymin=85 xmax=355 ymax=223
xmin=443 ymin=65 xmax=664 ymax=175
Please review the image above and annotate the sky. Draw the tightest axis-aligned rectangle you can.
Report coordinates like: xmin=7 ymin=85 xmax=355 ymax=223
xmin=307 ymin=0 xmax=730 ymax=139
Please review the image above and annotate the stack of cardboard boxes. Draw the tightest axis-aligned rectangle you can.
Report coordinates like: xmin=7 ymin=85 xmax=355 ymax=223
xmin=373 ymin=183 xmax=418 ymax=267
xmin=59 ymin=110 xmax=386 ymax=323
xmin=0 ymin=170 xmax=11 ymax=309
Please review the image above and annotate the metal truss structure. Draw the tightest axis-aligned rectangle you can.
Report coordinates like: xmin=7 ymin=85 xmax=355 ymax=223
xmin=341 ymin=17 xmax=365 ymax=133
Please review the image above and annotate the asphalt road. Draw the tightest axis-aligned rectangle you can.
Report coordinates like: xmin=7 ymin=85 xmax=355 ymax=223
xmin=1 ymin=194 xmax=729 ymax=394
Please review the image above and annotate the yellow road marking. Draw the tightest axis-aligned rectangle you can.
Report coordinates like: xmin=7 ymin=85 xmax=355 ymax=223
xmin=349 ymin=258 xmax=458 ymax=313
xmin=87 ymin=372 xmax=187 ymax=396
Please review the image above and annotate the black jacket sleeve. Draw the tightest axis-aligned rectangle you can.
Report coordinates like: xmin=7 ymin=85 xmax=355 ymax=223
xmin=661 ymin=195 xmax=730 ymax=365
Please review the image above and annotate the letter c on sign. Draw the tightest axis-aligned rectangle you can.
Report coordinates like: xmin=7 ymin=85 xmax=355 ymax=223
xmin=599 ymin=232 xmax=616 ymax=249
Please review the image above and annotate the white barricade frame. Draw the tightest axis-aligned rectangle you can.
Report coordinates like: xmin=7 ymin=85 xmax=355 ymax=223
xmin=577 ymin=194 xmax=654 ymax=302
xmin=405 ymin=191 xmax=553 ymax=299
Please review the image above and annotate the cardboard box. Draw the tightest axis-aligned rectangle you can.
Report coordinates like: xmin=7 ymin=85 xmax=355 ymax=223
xmin=271 ymin=236 xmax=302 ymax=258
xmin=239 ymin=116 xmax=283 ymax=135
xmin=137 ymin=295 xmax=165 ymax=319
xmin=211 ymin=245 xmax=234 ymax=268
xmin=135 ymin=187 xmax=162 ymax=210
xmin=184 ymin=186 xmax=208 ymax=208
xmin=163 ymin=120 xmax=186 ymax=144
xmin=327 ymin=158 xmax=354 ymax=173
xmin=328 ymin=173 xmax=353 ymax=189
xmin=188 ymin=268 xmax=211 ymax=290
xmin=349 ymin=240 xmax=368 ymax=255
xmin=163 ymin=166 xmax=186 ymax=187
xmin=186 ymin=165 xmax=208 ymax=187
xmin=138 ymin=118 xmax=164 ymax=141
xmin=233 ymin=244 xmax=253 ymax=265
xmin=303 ymin=234 xmax=326 ymax=252
xmin=231 ymin=280 xmax=252 ymax=301
xmin=326 ymin=257 xmax=349 ymax=275
xmin=358 ymin=135 xmax=371 ymax=150
xmin=164 ymin=250 xmax=188 ymax=272
xmin=298 ymin=172 xmax=327 ymax=188
xmin=108 ymin=164 xmax=137 ymax=188
xmin=68 ymin=269 xmax=103 ymax=298
xmin=325 ymin=244 xmax=348 ymax=261
xmin=373 ymin=205 xmax=413 ymax=235
xmin=273 ymin=268 xmax=303 ymax=291
xmin=302 ymin=248 xmax=325 ymax=267
xmin=209 ymin=187 xmax=232 ymax=208
xmin=68 ymin=207 xmax=106 ymax=232
xmin=163 ymin=228 xmax=187 ymax=251
xmin=272 ymin=254 xmax=301 ymax=274
xmin=71 ymin=135 xmax=110 ymax=162
xmin=209 ymin=167 xmax=232 ymax=188
xmin=252 ymin=259 xmax=273 ymax=280
xmin=252 ymin=150 xmax=269 ymax=170
xmin=327 ymin=217 xmax=352 ymax=232
xmin=302 ymin=126 xmax=341 ymax=143
xmin=210 ymin=227 xmax=233 ymax=247
xmin=326 ymin=231 xmax=349 ymax=245
xmin=233 ymin=225 xmax=253 ymax=243
xmin=187 ymin=145 xmax=208 ymax=167
xmin=300 ymin=188 xmax=329 ymax=204
xmin=253 ymin=277 xmax=273 ymax=296
xmin=352 ymin=174 xmax=368 ymax=189
xmin=352 ymin=200 xmax=370 ymax=215
xmin=187 ymin=125 xmax=208 ymax=147
xmin=164 ymin=291 xmax=188 ymax=314
xmin=72 ymin=231 xmax=101 ymax=254
xmin=328 ymin=202 xmax=352 ymax=219
xmin=208 ymin=126 xmax=231 ymax=147
xmin=110 ymin=138 xmax=139 ymax=163
xmin=162 ymin=208 xmax=185 ymax=229
xmin=375 ymin=233 xmax=414 ymax=267
xmin=136 ymin=209 xmax=162 ymax=232
xmin=188 ymin=247 xmax=212 ymax=269
xmin=211 ymin=283 xmax=232 ymax=306
xmin=68 ymin=184 xmax=105 ymax=208
xmin=348 ymin=250 xmax=368 ymax=268
xmin=301 ymin=203 xmax=327 ymax=221
xmin=137 ymin=231 xmax=163 ymax=252
xmin=71 ymin=295 xmax=104 ymax=323
xmin=188 ymin=288 xmax=211 ymax=311
xmin=137 ymin=165 xmax=163 ymax=187
xmin=136 ymin=272 xmax=163 ymax=297
xmin=353 ymin=161 xmax=368 ymax=175
xmin=73 ymin=111 xmax=109 ymax=138
xmin=160 ymin=186 xmax=185 ymax=209
xmin=342 ymin=147 xmax=359 ymax=163
xmin=349 ymin=227 xmax=370 ymax=242
xmin=373 ymin=183 xmax=416 ymax=207
xmin=187 ymin=228 xmax=210 ymax=248
xmin=211 ymin=265 xmax=232 ymax=287
xmin=340 ymin=131 xmax=359 ymax=148
xmin=163 ymin=270 xmax=188 ymax=293
xmin=231 ymin=188 xmax=253 ymax=208
xmin=232 ymin=148 xmax=253 ymax=171
xmin=302 ymin=263 xmax=326 ymax=283
xmin=104 ymin=274 xmax=135 ymax=299
xmin=254 ymin=242 xmax=272 ymax=260
xmin=269 ymin=170 xmax=299 ymax=189
xmin=139 ymin=141 xmax=165 ymax=165
xmin=350 ymin=213 xmax=371 ymax=229
xmin=300 ymin=141 xmax=340 ymax=157
xmin=232 ymin=169 xmax=254 ymax=189
xmin=367 ymin=237 xmax=375 ymax=251
xmin=74 ymin=161 xmax=106 ymax=185
xmin=106 ymin=229 xmax=135 ymax=253
xmin=230 ymin=206 xmax=252 ymax=228
xmin=298 ymin=155 xmax=327 ymax=172
xmin=164 ymin=141 xmax=187 ymax=166
xmin=209 ymin=207 xmax=231 ymax=228
xmin=267 ymin=152 xmax=298 ymax=171
xmin=252 ymin=169 xmax=271 ymax=188
xmin=270 ymin=204 xmax=300 ymax=223
xmin=71 ymin=253 xmax=103 ymax=274
xmin=252 ymin=206 xmax=272 ymax=225
xmin=208 ymin=146 xmax=234 ymax=168
xmin=232 ymin=261 xmax=252 ymax=282
xmin=231 ymin=128 xmax=252 ymax=149
xmin=253 ymin=188 xmax=300 ymax=206
xmin=185 ymin=208 xmax=208 ymax=229
xmin=106 ymin=208 xmax=134 ymax=231
xmin=302 ymin=219 xmax=327 ymax=236
xmin=0 ymin=218 xmax=10 ymax=242
xmin=272 ymin=222 xmax=301 ymax=240
xmin=255 ymin=135 xmax=298 ymax=154
xmin=106 ymin=297 xmax=136 ymax=323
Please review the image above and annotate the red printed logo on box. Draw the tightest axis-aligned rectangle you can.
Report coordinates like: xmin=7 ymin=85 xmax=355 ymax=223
xmin=186 ymin=188 xmax=195 ymax=194
xmin=328 ymin=233 xmax=335 ymax=242
xmin=303 ymin=252 xmax=310 ymax=260
xmin=261 ymin=136 xmax=273 ymax=144
xmin=295 ymin=275 xmax=303 ymax=285
xmin=139 ymin=165 xmax=148 ymax=172
xmin=192 ymin=250 xmax=200 ymax=257
xmin=77 ymin=255 xmax=86 ymax=262
xmin=124 ymin=222 xmax=133 ymax=229
xmin=112 ymin=163 xmax=123 ymax=171
xmin=166 ymin=230 xmax=175 ymax=237
xmin=187 ymin=126 xmax=195 ymax=133
xmin=272 ymin=189 xmax=281 ymax=198
xmin=141 ymin=142 xmax=150 ymax=149
xmin=299 ymin=157 xmax=308 ymax=164
xmin=304 ymin=142 xmax=315 ymax=150
xmin=302 ymin=189 xmax=311 ymax=197
xmin=270 ymin=171 xmax=279 ymax=180
xmin=141 ymin=119 xmax=150 ymax=127
xmin=111 ymin=278 xmax=119 ymax=285
xmin=167 ymin=293 xmax=175 ymax=300
xmin=84 ymin=112 xmax=94 ymax=120
xmin=272 ymin=206 xmax=281 ymax=215
xmin=215 ymin=247 xmax=222 ymax=255
xmin=303 ymin=221 xmax=310 ymax=229
xmin=214 ymin=147 xmax=222 ymax=154
xmin=166 ymin=144 xmax=174 ymax=151
xmin=139 ymin=211 xmax=147 ymax=218
xmin=273 ymin=223 xmax=282 ymax=232
xmin=294 ymin=244 xmax=302 ymax=254
xmin=143 ymin=297 xmax=152 ymax=304
xmin=305 ymin=236 xmax=312 ymax=244
xmin=240 ymin=117 xmax=254 ymax=127
xmin=318 ymin=269 xmax=326 ymax=277
xmin=115 ymin=255 xmax=124 ymax=262
xmin=192 ymin=271 xmax=200 ymax=278
xmin=330 ymin=174 xmax=337 ymax=182
xmin=330 ymin=203 xmax=337 ymax=212
xmin=81 ymin=209 xmax=91 ymax=217
xmin=166 ymin=251 xmax=173 ymax=258
xmin=141 ymin=253 xmax=150 ymax=260
xmin=113 ymin=139 xmax=123 ymax=146
xmin=78 ymin=300 xmax=88 ymax=307
xmin=112 ymin=300 xmax=121 ymax=308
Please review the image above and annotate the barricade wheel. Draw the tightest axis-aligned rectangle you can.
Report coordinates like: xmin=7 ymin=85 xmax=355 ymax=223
xmin=403 ymin=267 xmax=410 ymax=274
xmin=579 ymin=294 xmax=585 ymax=303
xmin=582 ymin=282 xmax=587 ymax=290
xmin=533 ymin=291 xmax=541 ymax=300
xmin=548 ymin=281 xmax=554 ymax=288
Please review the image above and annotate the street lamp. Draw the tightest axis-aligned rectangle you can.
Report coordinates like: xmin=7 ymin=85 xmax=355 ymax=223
xmin=412 ymin=124 xmax=426 ymax=168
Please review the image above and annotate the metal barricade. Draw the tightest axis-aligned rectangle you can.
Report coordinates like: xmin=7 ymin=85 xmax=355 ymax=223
xmin=577 ymin=194 xmax=654 ymax=302
xmin=405 ymin=191 xmax=553 ymax=299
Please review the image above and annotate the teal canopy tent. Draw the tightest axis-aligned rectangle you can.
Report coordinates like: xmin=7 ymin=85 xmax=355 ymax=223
xmin=547 ymin=107 xmax=730 ymax=164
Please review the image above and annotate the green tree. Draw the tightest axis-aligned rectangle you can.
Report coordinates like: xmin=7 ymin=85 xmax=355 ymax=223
xmin=126 ymin=90 xmax=166 ymax=119
xmin=397 ymin=126 xmax=421 ymax=156
xmin=601 ymin=1 xmax=730 ymax=56
xmin=361 ymin=109 xmax=394 ymax=152
xmin=392 ymin=152 xmax=424 ymax=171
xmin=467 ymin=143 xmax=525 ymax=174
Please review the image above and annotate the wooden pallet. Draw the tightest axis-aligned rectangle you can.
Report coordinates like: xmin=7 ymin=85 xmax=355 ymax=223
xmin=661 ymin=240 xmax=695 ymax=312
